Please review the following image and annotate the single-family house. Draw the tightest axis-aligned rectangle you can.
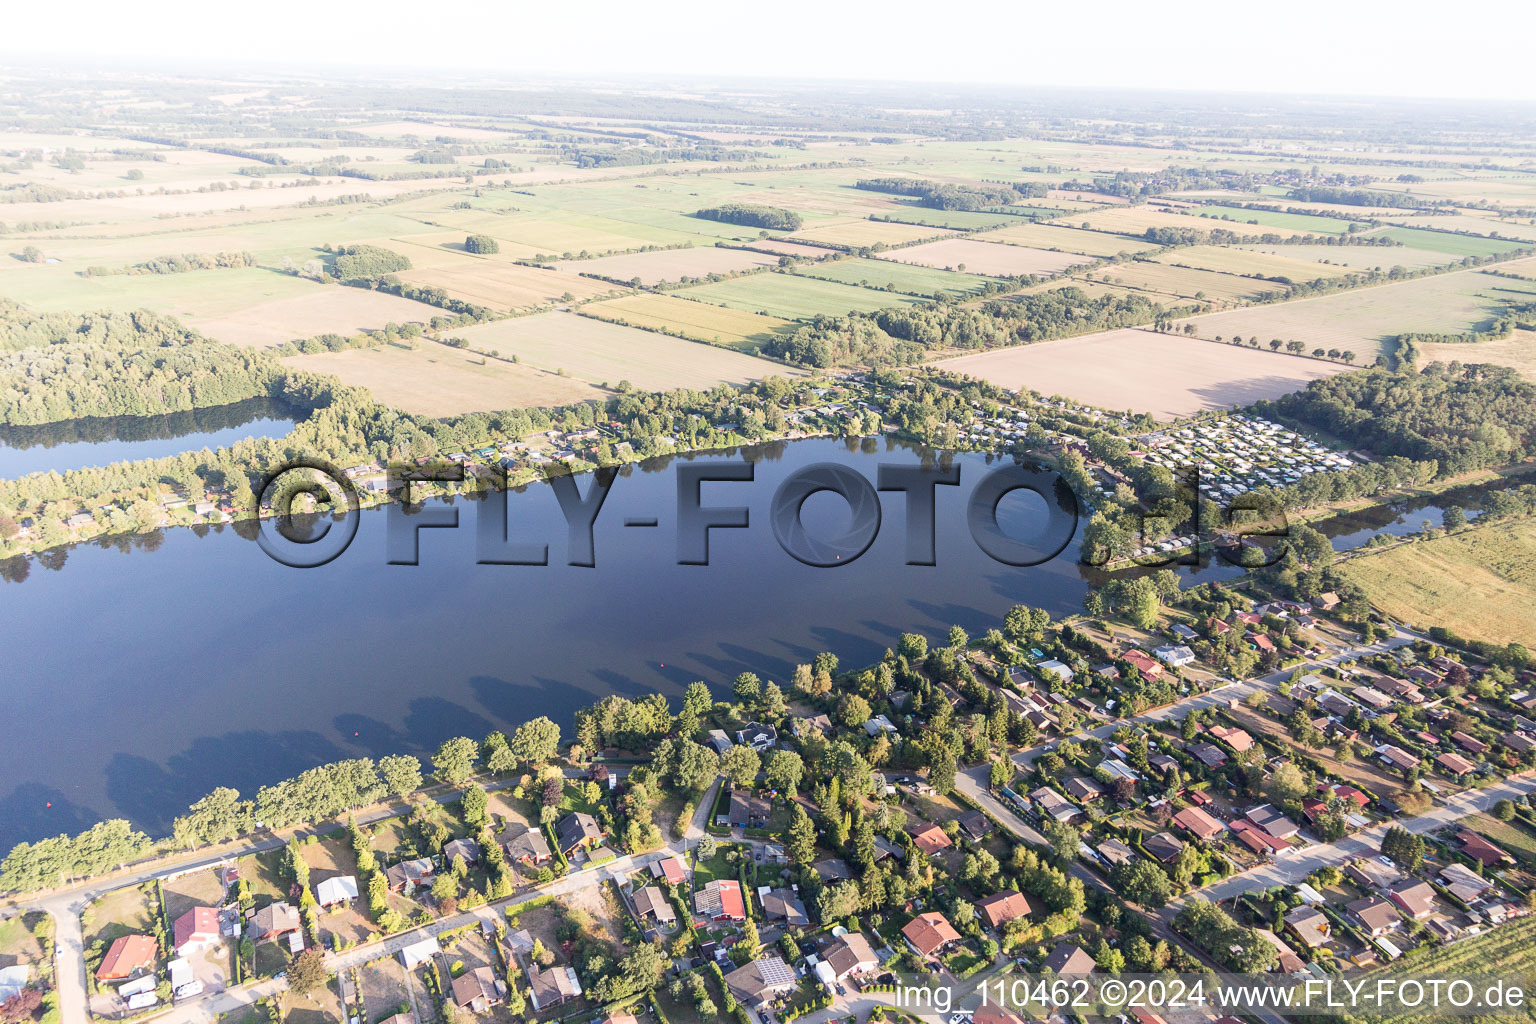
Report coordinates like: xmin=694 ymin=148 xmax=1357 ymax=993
xmin=722 ymin=957 xmax=797 ymax=1008
xmin=1041 ymin=941 xmax=1096 ymax=977
xmin=823 ymin=932 xmax=879 ymax=981
xmin=315 ymin=876 xmax=359 ymax=908
xmin=443 ymin=838 xmax=481 ymax=865
xmin=526 ymin=965 xmax=582 ymax=1011
xmin=1209 ymin=726 xmax=1254 ymax=752
xmin=903 ymin=912 xmax=960 ymax=958
xmin=249 ymin=902 xmax=301 ymax=942
xmin=1387 ymin=879 xmax=1438 ymax=921
xmin=651 ymin=855 xmax=687 ymax=885
xmin=503 ymin=826 xmax=552 ymax=866
xmin=633 ymin=886 xmax=676 ymax=925
xmin=1145 ymin=831 xmax=1185 ymax=863
xmin=1457 ymin=830 xmax=1515 ymax=867
xmin=695 ymin=879 xmax=747 ymax=921
xmin=976 ymin=890 xmax=1035 ymax=930
xmin=1452 ymin=731 xmax=1489 ymax=754
xmin=907 ymin=821 xmax=953 ymax=856
xmin=452 ymin=966 xmax=505 ymax=1013
xmin=555 ymin=812 xmax=604 ymax=857
xmin=172 ymin=907 xmax=220 ymax=957
xmin=1037 ymin=659 xmax=1074 ymax=683
xmin=1066 ymin=777 xmax=1104 ymax=802
xmin=957 ymin=810 xmax=993 ymax=840
xmin=96 ymin=935 xmax=157 ymax=981
xmin=1245 ymin=804 xmax=1299 ymax=839
xmin=1284 ymin=906 xmax=1331 ymax=949
xmin=1256 ymin=929 xmax=1305 ymax=974
xmin=1172 ymin=805 xmax=1225 ymax=841
xmin=1154 ymin=645 xmax=1196 ymax=668
xmin=1123 ymin=649 xmax=1164 ymax=680
xmin=399 ymin=937 xmax=441 ymax=969
xmin=1347 ymin=896 xmax=1401 ymax=936
xmin=1435 ymin=752 xmax=1476 ymax=777
xmin=761 ymin=888 xmax=809 ymax=927
xmin=736 ymin=723 xmax=778 ymax=751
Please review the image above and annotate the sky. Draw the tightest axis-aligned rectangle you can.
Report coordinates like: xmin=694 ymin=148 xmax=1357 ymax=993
xmin=8 ymin=0 xmax=1535 ymax=103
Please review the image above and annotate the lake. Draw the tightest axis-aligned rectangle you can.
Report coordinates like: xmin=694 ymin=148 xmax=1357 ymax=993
xmin=0 ymin=436 xmax=1249 ymax=849
xmin=0 ymin=397 xmax=302 ymax=479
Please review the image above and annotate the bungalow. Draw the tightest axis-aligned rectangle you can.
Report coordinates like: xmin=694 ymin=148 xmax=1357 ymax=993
xmin=695 ymin=879 xmax=747 ymax=922
xmin=399 ymin=937 xmax=441 ymax=970
xmin=1122 ymin=649 xmax=1164 ymax=680
xmin=902 ymin=912 xmax=960 ymax=958
xmin=1171 ymin=623 xmax=1200 ymax=642
xmin=504 ymin=826 xmax=552 ymax=866
xmin=1041 ymin=941 xmax=1096 ymax=977
xmin=1387 ymin=879 xmax=1438 ymax=921
xmin=863 ymin=715 xmax=898 ymax=737
xmin=1457 ymin=830 xmax=1515 ymax=867
xmin=976 ymin=890 xmax=1035 ymax=931
xmin=1190 ymin=743 xmax=1228 ymax=768
xmin=633 ymin=886 xmax=676 ymax=925
xmin=443 ymin=838 xmax=481 ymax=865
xmin=315 ymin=876 xmax=359 ymax=908
xmin=823 ymin=932 xmax=879 ymax=981
xmin=527 ymin=965 xmax=582 ymax=1011
xmin=97 ymin=935 xmax=157 ymax=981
xmin=1209 ymin=726 xmax=1254 ymax=752
xmin=873 ymin=836 xmax=906 ymax=862
xmin=555 ymin=812 xmax=604 ymax=856
xmin=1248 ymin=633 xmax=1276 ymax=653
xmin=1435 ymin=752 xmax=1477 ymax=777
xmin=706 ymin=730 xmax=733 ymax=754
xmin=1097 ymin=837 xmax=1136 ymax=868
xmin=1372 ymin=677 xmax=1424 ymax=703
xmin=1245 ymin=804 xmax=1299 ymax=840
xmin=1284 ymin=906 xmax=1331 ymax=949
xmin=1405 ymin=666 xmax=1444 ymax=687
xmin=726 ymin=790 xmax=772 ymax=828
xmin=1439 ymin=862 xmax=1495 ymax=904
xmin=1154 ymin=645 xmax=1196 ymax=668
xmin=1256 ymin=929 xmax=1305 ymax=975
xmin=1352 ymin=687 xmax=1394 ymax=712
xmin=651 ymin=855 xmax=687 ymax=885
xmin=386 ymin=858 xmax=436 ymax=893
xmin=1347 ymin=896 xmax=1401 ymax=936
xmin=1376 ymin=745 xmax=1419 ymax=773
xmin=452 ymin=966 xmax=505 ymax=1013
xmin=1092 ymin=663 xmax=1122 ymax=680
xmin=1504 ymin=732 xmax=1536 ymax=755
xmin=1234 ymin=611 xmax=1263 ymax=626
xmin=1037 ymin=659 xmax=1074 ymax=684
xmin=1145 ymin=831 xmax=1185 ymax=863
xmin=249 ymin=902 xmax=301 ymax=941
xmin=1330 ymin=784 xmax=1370 ymax=810
xmin=1207 ymin=617 xmax=1232 ymax=637
xmin=907 ymin=821 xmax=953 ymax=856
xmin=172 ymin=907 xmax=220 ymax=957
xmin=723 ymin=957 xmax=797 ymax=1009
xmin=1316 ymin=592 xmax=1341 ymax=610
xmin=957 ymin=810 xmax=993 ymax=840
xmin=1346 ymin=859 xmax=1403 ymax=890
xmin=794 ymin=714 xmax=833 ymax=737
xmin=1149 ymin=753 xmax=1180 ymax=773
xmin=761 ymin=888 xmax=809 ymax=927
xmin=1030 ymin=787 xmax=1083 ymax=825
xmin=812 ymin=858 xmax=853 ymax=881
xmin=1172 ymin=805 xmax=1225 ymax=841
xmin=1230 ymin=820 xmax=1289 ymax=855
xmin=1065 ymin=777 xmax=1104 ymax=802
xmin=1452 ymin=731 xmax=1489 ymax=754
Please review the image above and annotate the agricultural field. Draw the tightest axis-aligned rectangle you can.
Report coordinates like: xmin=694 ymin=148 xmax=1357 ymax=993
xmin=983 ymin=221 xmax=1157 ymax=256
xmin=928 ymin=328 xmax=1344 ymax=421
xmin=1417 ymin=328 xmax=1536 ymax=381
xmin=394 ymin=260 xmax=623 ymax=312
xmin=877 ymin=237 xmax=1091 ymax=277
xmin=189 ymin=288 xmax=448 ymax=348
xmin=736 ymin=239 xmax=836 ymax=259
xmin=280 ymin=342 xmax=606 ymax=416
xmin=581 ymin=293 xmax=796 ymax=351
xmin=1341 ymin=517 xmax=1536 ymax=646
xmin=786 ymin=218 xmax=952 ymax=249
xmin=1381 ymin=214 xmax=1536 ymax=242
xmin=1075 ymin=260 xmax=1276 ymax=303
xmin=1172 ymin=263 xmax=1536 ymax=362
xmin=0 ymin=263 xmax=320 ymax=317
xmin=1191 ymin=204 xmax=1367 ymax=235
xmin=678 ymin=272 xmax=927 ymax=319
xmin=551 ymin=246 xmax=779 ymax=286
xmin=794 ymin=255 xmax=991 ymax=297
xmin=1151 ymin=245 xmax=1355 ymax=281
xmin=455 ymin=311 xmax=798 ymax=391
xmin=1236 ymin=243 xmax=1456 ymax=271
xmin=1365 ymin=226 xmax=1532 ymax=258
xmin=872 ymin=206 xmax=1022 ymax=230
xmin=1063 ymin=204 xmax=1324 ymax=241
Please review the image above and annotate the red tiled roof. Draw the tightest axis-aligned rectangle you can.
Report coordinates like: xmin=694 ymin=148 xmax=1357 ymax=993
xmin=97 ymin=934 xmax=157 ymax=981
xmin=902 ymin=912 xmax=960 ymax=956
xmin=173 ymin=906 xmax=219 ymax=950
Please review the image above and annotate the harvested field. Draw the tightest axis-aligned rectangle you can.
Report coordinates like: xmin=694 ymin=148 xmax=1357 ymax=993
xmin=552 ymin=246 xmax=779 ymax=286
xmin=396 ymin=261 xmax=621 ymax=311
xmin=737 ymin=239 xmax=837 ymax=259
xmin=1341 ymin=518 xmax=1536 ymax=647
xmin=1172 ymin=264 xmax=1536 ymax=363
xmin=455 ymin=311 xmax=799 ymax=391
xmin=1381 ymin=215 xmax=1536 ymax=242
xmin=983 ymin=221 xmax=1158 ymax=256
xmin=582 ymin=293 xmax=796 ymax=351
xmin=795 ymin=256 xmax=990 ymax=296
xmin=1417 ymin=328 xmax=1536 ymax=381
xmin=1078 ymin=261 xmax=1276 ymax=303
xmin=877 ymin=237 xmax=1090 ymax=277
xmin=280 ymin=343 xmax=606 ymax=416
xmin=679 ymin=273 xmax=924 ymax=319
xmin=1061 ymin=205 xmax=1322 ymax=241
xmin=1235 ymin=244 xmax=1454 ymax=271
xmin=928 ymin=329 xmax=1344 ymax=421
xmin=189 ymin=288 xmax=449 ymax=348
xmin=0 ymin=264 xmax=320 ymax=318
xmin=1151 ymin=245 xmax=1355 ymax=281
xmin=786 ymin=219 xmax=952 ymax=249
xmin=873 ymin=207 xmax=1021 ymax=230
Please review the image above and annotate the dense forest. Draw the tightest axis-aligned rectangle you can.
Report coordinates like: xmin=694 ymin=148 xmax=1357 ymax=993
xmin=762 ymin=286 xmax=1172 ymax=367
xmin=855 ymin=177 xmax=1047 ymax=210
xmin=329 ymin=243 xmax=413 ymax=281
xmin=693 ymin=203 xmax=803 ymax=230
xmin=1259 ymin=363 xmax=1536 ymax=476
